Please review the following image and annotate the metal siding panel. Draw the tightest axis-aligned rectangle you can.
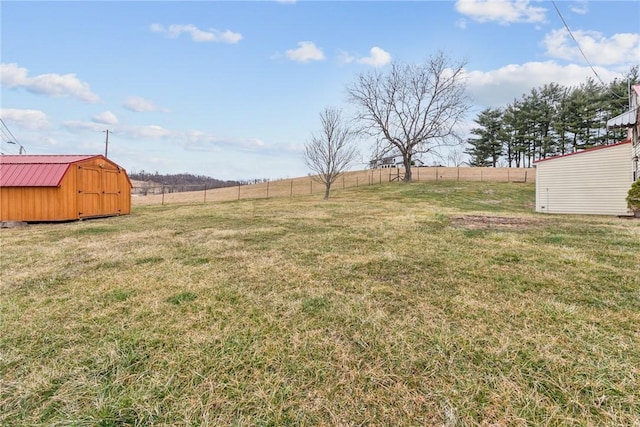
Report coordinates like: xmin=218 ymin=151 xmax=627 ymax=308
xmin=0 ymin=155 xmax=97 ymax=187
xmin=606 ymin=109 xmax=637 ymax=128
xmin=1 ymin=163 xmax=69 ymax=186
xmin=536 ymin=143 xmax=632 ymax=215
xmin=0 ymin=155 xmax=97 ymax=165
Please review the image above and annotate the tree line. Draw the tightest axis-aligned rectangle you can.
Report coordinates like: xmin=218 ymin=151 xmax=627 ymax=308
xmin=129 ymin=171 xmax=240 ymax=192
xmin=465 ymin=66 xmax=639 ymax=168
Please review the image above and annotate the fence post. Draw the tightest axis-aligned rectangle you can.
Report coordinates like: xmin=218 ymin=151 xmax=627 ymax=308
xmin=204 ymin=184 xmax=207 ymax=203
xmin=457 ymin=167 xmax=460 ymax=182
xmin=343 ymin=176 xmax=345 ymax=189
xmin=266 ymin=180 xmax=270 ymax=198
xmin=481 ymin=169 xmax=483 ymax=182
xmin=525 ymin=171 xmax=528 ymax=183
xmin=417 ymin=167 xmax=420 ymax=181
xmin=161 ymin=185 xmax=165 ymax=205
xmin=436 ymin=167 xmax=438 ymax=181
xmin=356 ymin=177 xmax=359 ymax=187
xmin=238 ymin=183 xmax=241 ymax=200
xmin=310 ymin=179 xmax=313 ymax=194
xmin=507 ymin=168 xmax=510 ymax=182
xmin=290 ymin=181 xmax=293 ymax=197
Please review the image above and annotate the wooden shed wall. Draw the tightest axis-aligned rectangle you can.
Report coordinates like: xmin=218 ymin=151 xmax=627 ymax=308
xmin=75 ymin=158 xmax=131 ymax=219
xmin=0 ymin=157 xmax=131 ymax=222
xmin=1 ymin=184 xmax=73 ymax=221
xmin=535 ymin=143 xmax=633 ymax=216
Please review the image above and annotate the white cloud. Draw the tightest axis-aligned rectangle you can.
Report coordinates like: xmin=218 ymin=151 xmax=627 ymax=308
xmin=454 ymin=0 xmax=547 ymax=25
xmin=285 ymin=41 xmax=325 ymax=63
xmin=0 ymin=108 xmax=50 ymax=130
xmin=63 ymin=120 xmax=106 ymax=133
xmin=465 ymin=61 xmax=623 ymax=107
xmin=338 ymin=47 xmax=391 ymax=67
xmin=123 ymin=96 xmax=161 ymax=112
xmin=92 ymin=111 xmax=119 ymax=125
xmin=570 ymin=0 xmax=589 ymax=15
xmin=62 ymin=118 xmax=264 ymax=152
xmin=543 ymin=28 xmax=640 ymax=66
xmin=0 ymin=63 xmax=100 ymax=103
xmin=357 ymin=47 xmax=392 ymax=67
xmin=0 ymin=63 xmax=29 ymax=86
xmin=64 ymin=120 xmax=173 ymax=142
xmin=338 ymin=50 xmax=355 ymax=64
xmin=150 ymin=23 xmax=242 ymax=44
xmin=126 ymin=125 xmax=172 ymax=139
xmin=181 ymin=130 xmax=266 ymax=151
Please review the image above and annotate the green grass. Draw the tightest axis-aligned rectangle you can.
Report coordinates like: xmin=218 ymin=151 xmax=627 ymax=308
xmin=1 ymin=181 xmax=639 ymax=425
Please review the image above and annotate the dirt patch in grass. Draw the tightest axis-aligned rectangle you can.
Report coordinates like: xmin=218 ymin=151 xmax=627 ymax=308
xmin=451 ymin=214 xmax=545 ymax=229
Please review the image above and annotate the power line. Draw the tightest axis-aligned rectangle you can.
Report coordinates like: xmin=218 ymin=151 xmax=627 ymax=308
xmin=0 ymin=117 xmax=27 ymax=154
xmin=551 ymin=0 xmax=605 ymax=87
xmin=0 ymin=127 xmax=14 ymax=143
xmin=0 ymin=117 xmax=21 ymax=145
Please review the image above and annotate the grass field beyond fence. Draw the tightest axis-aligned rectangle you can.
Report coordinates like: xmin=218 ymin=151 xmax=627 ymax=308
xmin=1 ymin=181 xmax=639 ymax=426
xmin=132 ymin=167 xmax=535 ymax=206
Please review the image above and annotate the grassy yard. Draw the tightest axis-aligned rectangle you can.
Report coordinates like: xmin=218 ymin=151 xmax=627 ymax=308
xmin=1 ymin=181 xmax=639 ymax=426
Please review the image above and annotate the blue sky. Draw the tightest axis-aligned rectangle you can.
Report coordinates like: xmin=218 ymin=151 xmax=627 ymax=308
xmin=1 ymin=1 xmax=639 ymax=180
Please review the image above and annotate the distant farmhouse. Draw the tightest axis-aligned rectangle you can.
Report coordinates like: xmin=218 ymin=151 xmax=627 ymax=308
xmin=535 ymin=85 xmax=640 ymax=216
xmin=369 ymin=155 xmax=425 ymax=169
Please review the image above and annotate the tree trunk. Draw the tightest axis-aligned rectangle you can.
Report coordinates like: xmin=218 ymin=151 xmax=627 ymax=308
xmin=403 ymin=154 xmax=412 ymax=182
xmin=324 ymin=184 xmax=331 ymax=200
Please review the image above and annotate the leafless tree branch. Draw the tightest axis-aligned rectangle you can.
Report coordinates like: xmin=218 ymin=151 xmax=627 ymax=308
xmin=304 ymin=107 xmax=360 ymax=200
xmin=347 ymin=51 xmax=471 ymax=181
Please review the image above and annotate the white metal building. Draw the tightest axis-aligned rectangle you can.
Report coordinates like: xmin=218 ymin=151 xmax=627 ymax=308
xmin=535 ymin=141 xmax=633 ymax=216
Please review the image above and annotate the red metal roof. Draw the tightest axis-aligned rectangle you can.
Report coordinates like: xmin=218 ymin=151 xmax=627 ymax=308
xmin=0 ymin=155 xmax=100 ymax=187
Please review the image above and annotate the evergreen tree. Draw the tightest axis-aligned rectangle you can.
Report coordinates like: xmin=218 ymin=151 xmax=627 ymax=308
xmin=466 ymin=67 xmax=640 ymax=166
xmin=537 ymin=83 xmax=564 ymax=159
xmin=465 ymin=107 xmax=503 ymax=166
xmin=502 ymin=100 xmax=528 ymax=168
xmin=551 ymin=86 xmax=573 ymax=155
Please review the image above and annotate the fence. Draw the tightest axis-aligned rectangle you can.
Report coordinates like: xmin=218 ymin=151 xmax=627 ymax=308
xmin=131 ymin=167 xmax=536 ymax=206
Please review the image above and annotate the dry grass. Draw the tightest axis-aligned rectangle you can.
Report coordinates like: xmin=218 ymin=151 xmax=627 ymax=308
xmin=1 ymin=181 xmax=638 ymax=426
xmin=132 ymin=167 xmax=536 ymax=206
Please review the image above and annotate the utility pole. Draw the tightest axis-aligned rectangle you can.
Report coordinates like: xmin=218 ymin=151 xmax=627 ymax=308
xmin=103 ymin=129 xmax=111 ymax=158
xmin=7 ymin=141 xmax=26 ymax=155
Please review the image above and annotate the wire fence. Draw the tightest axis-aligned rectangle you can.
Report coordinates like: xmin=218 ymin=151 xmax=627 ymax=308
xmin=131 ymin=167 xmax=536 ymax=206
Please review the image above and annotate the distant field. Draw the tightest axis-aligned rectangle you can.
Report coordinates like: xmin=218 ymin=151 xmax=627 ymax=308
xmin=132 ymin=167 xmax=536 ymax=206
xmin=1 ymin=181 xmax=638 ymax=425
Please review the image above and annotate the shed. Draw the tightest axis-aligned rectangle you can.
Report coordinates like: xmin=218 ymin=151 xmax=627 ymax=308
xmin=0 ymin=155 xmax=132 ymax=222
xmin=534 ymin=141 xmax=633 ymax=216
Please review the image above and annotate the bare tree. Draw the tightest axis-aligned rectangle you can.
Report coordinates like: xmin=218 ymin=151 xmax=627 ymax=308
xmin=446 ymin=146 xmax=467 ymax=167
xmin=347 ymin=51 xmax=471 ymax=182
xmin=304 ymin=107 xmax=359 ymax=200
